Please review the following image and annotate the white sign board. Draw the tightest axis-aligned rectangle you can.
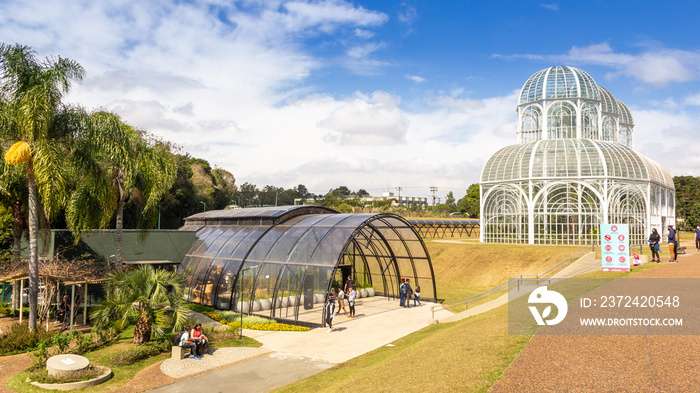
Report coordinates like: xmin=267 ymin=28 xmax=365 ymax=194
xmin=600 ymin=224 xmax=631 ymax=272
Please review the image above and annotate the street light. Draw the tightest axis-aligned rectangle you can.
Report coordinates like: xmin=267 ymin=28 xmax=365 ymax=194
xmin=239 ymin=265 xmax=258 ymax=339
xmin=200 ymin=201 xmax=206 ymax=212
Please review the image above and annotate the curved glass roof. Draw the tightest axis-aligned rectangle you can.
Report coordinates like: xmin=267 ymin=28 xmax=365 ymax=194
xmin=617 ymin=100 xmax=634 ymax=125
xmin=519 ymin=66 xmax=601 ymax=105
xmin=598 ymin=86 xmax=620 ymax=114
xmin=481 ymin=139 xmax=674 ymax=188
xmin=178 ymin=206 xmax=436 ymax=326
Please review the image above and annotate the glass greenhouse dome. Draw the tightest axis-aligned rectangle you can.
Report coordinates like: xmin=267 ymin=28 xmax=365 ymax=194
xmin=481 ymin=66 xmax=675 ymax=245
xmin=178 ymin=206 xmax=436 ymax=326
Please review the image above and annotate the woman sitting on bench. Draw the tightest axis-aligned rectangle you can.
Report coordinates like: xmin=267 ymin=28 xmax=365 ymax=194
xmin=191 ymin=323 xmax=211 ymax=355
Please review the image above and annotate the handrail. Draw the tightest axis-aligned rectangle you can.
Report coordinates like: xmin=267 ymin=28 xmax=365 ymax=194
xmin=431 ymin=244 xmax=594 ymax=319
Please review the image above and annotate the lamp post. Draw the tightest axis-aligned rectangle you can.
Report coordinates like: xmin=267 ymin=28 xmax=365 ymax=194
xmin=200 ymin=201 xmax=206 ymax=212
xmin=239 ymin=265 xmax=258 ymax=339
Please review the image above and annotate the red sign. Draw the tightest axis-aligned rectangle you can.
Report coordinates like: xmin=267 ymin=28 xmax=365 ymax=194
xmin=618 ymin=235 xmax=625 ymax=241
xmin=605 ymin=245 xmax=612 ymax=251
xmin=605 ymin=235 xmax=611 ymax=241
xmin=606 ymin=256 xmax=613 ymax=262
xmin=619 ymin=256 xmax=627 ymax=263
xmin=611 ymin=225 xmax=618 ymax=232
xmin=619 ymin=245 xmax=626 ymax=251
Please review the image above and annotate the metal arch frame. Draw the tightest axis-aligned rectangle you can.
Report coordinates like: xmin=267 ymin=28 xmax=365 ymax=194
xmin=330 ymin=213 xmax=437 ymax=305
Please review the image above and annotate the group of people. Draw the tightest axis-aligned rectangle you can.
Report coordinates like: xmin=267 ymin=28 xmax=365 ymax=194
xmin=648 ymin=224 xmax=698 ymax=263
xmin=178 ymin=323 xmax=212 ymax=359
xmin=325 ymin=276 xmax=358 ymax=332
xmin=399 ymin=278 xmax=420 ymax=308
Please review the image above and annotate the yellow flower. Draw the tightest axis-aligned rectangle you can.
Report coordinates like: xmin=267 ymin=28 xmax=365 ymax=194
xmin=4 ymin=141 xmax=31 ymax=164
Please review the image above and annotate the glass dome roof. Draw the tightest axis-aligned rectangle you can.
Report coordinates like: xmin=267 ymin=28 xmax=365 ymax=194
xmin=598 ymin=86 xmax=619 ymax=114
xmin=481 ymin=139 xmax=673 ymax=188
xmin=519 ymin=66 xmax=601 ymax=105
xmin=617 ymin=100 xmax=634 ymax=125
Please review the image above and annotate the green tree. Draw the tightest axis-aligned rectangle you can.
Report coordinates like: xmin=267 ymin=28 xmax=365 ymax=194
xmin=65 ymin=112 xmax=177 ymax=264
xmin=674 ymin=176 xmax=700 ymax=227
xmin=0 ymin=43 xmax=85 ymax=330
xmin=90 ymin=265 xmax=188 ymax=344
xmin=445 ymin=191 xmax=456 ymax=210
xmin=687 ymin=202 xmax=700 ymax=229
xmin=457 ymin=183 xmax=480 ymax=218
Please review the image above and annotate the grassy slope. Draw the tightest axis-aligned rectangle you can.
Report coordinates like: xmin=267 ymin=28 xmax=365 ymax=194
xmin=426 ymin=240 xmax=582 ymax=303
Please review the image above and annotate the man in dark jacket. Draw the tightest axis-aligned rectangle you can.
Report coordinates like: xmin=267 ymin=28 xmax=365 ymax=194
xmin=668 ymin=225 xmax=677 ymax=263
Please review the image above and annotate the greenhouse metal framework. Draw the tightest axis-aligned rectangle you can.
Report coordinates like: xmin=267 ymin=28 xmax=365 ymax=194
xmin=178 ymin=206 xmax=436 ymax=325
xmin=480 ymin=66 xmax=675 ymax=246
xmin=407 ymin=219 xmax=480 ymax=238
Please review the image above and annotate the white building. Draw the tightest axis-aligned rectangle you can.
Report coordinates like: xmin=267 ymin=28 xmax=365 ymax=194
xmin=480 ymin=66 xmax=675 ymax=245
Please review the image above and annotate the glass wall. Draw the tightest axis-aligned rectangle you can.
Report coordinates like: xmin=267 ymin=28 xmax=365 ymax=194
xmin=178 ymin=207 xmax=436 ymax=326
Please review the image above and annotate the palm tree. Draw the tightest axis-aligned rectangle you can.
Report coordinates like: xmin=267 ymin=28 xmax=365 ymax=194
xmin=64 ymin=111 xmax=177 ymax=264
xmin=90 ymin=264 xmax=189 ymax=344
xmin=0 ymin=43 xmax=84 ymax=330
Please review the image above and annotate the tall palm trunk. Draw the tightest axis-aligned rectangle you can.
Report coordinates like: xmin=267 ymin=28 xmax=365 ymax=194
xmin=11 ymin=202 xmax=23 ymax=312
xmin=27 ymin=164 xmax=39 ymax=331
xmin=134 ymin=310 xmax=152 ymax=344
xmin=115 ymin=169 xmax=124 ymax=266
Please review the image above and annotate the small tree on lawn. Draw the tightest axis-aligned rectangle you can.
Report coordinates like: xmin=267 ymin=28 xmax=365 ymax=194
xmin=91 ymin=265 xmax=188 ymax=344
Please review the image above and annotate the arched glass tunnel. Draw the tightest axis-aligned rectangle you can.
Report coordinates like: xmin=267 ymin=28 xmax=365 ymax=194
xmin=178 ymin=206 xmax=437 ymax=326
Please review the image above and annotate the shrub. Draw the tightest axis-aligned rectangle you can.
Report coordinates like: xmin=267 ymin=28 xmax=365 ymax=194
xmin=107 ymin=339 xmax=171 ymax=366
xmin=0 ymin=323 xmax=55 ymax=355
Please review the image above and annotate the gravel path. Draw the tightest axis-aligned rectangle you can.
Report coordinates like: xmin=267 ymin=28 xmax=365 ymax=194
xmin=491 ymin=249 xmax=700 ymax=392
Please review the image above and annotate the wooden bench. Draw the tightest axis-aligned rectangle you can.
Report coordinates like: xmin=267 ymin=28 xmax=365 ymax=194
xmin=172 ymin=346 xmax=186 ymax=360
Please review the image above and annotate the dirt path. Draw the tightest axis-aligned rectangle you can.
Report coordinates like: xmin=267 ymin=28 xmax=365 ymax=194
xmin=491 ymin=250 xmax=700 ymax=392
xmin=0 ymin=353 xmax=32 ymax=393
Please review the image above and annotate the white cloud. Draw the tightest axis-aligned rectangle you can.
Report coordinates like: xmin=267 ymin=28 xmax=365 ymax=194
xmin=540 ymin=3 xmax=559 ymax=11
xmin=319 ymin=91 xmax=409 ymax=145
xmin=406 ymin=74 xmax=426 ymax=83
xmin=496 ymin=43 xmax=700 ymax=87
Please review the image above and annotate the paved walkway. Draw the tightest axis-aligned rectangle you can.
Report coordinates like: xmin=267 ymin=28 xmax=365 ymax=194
xmin=491 ymin=248 xmax=700 ymax=392
xmin=160 ymin=347 xmax=272 ymax=378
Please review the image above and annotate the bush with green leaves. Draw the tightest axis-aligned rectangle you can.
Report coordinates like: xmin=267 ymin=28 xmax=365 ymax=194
xmin=107 ymin=339 xmax=171 ymax=366
xmin=0 ymin=323 xmax=55 ymax=355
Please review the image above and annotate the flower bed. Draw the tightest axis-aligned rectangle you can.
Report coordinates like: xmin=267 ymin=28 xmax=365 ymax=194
xmin=203 ymin=312 xmax=310 ymax=332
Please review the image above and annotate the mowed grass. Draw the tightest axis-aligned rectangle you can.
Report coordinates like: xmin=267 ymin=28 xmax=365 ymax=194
xmin=426 ymin=240 xmax=583 ymax=304
xmin=275 ymin=303 xmax=529 ymax=393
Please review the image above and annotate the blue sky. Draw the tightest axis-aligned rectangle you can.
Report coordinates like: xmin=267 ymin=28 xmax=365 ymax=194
xmin=2 ymin=0 xmax=700 ymax=201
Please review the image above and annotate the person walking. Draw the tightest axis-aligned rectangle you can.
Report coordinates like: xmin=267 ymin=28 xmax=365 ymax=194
xmin=344 ymin=275 xmax=354 ymax=293
xmin=347 ymin=286 xmax=357 ymax=318
xmin=695 ymin=225 xmax=700 ymax=252
xmin=399 ymin=278 xmax=406 ymax=307
xmin=325 ymin=292 xmax=336 ymax=332
xmin=649 ymin=228 xmax=661 ymax=262
xmin=413 ymin=284 xmax=421 ymax=306
xmin=337 ymin=287 xmax=348 ymax=315
xmin=668 ymin=225 xmax=678 ymax=263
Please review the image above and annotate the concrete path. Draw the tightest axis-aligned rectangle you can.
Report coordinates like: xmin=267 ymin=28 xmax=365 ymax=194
xmin=245 ymin=297 xmax=453 ymax=364
xmin=160 ymin=347 xmax=272 ymax=378
xmin=150 ymin=352 xmax=335 ymax=393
